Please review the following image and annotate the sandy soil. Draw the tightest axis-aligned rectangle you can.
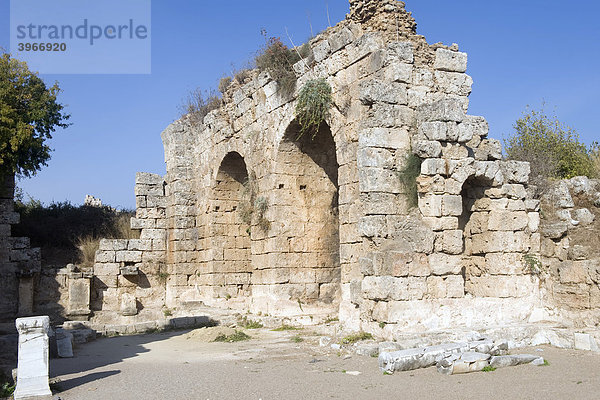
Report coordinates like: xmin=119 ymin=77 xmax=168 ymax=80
xmin=50 ymin=328 xmax=600 ymax=400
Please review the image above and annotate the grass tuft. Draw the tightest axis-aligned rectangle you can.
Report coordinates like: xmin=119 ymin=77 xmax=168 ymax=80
xmin=271 ymin=324 xmax=301 ymax=332
xmin=340 ymin=332 xmax=373 ymax=345
xmin=239 ymin=317 xmax=263 ymax=329
xmin=213 ymin=330 xmax=251 ymax=343
xmin=481 ymin=366 xmax=496 ymax=372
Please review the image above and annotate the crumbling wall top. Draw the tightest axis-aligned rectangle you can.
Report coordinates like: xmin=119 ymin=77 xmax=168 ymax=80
xmin=347 ymin=0 xmax=448 ymax=66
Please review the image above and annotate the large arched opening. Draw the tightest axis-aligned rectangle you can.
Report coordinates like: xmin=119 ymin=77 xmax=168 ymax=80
xmin=261 ymin=121 xmax=340 ymax=315
xmin=208 ymin=152 xmax=252 ymax=307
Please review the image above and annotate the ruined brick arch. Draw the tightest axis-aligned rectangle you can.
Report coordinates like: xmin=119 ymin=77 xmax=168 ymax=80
xmin=206 ymin=151 xmax=253 ymax=307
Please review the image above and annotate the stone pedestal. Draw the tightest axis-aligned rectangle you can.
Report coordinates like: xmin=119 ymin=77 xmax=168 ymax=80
xmin=14 ymin=316 xmax=52 ymax=400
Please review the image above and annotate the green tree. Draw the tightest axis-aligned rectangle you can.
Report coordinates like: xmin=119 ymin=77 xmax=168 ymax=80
xmin=0 ymin=53 xmax=70 ymax=177
xmin=504 ymin=106 xmax=596 ymax=182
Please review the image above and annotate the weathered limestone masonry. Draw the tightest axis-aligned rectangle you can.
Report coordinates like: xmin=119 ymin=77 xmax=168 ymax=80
xmin=16 ymin=0 xmax=596 ymax=341
xmin=89 ymin=172 xmax=168 ymax=325
xmin=535 ymin=177 xmax=600 ymax=331
xmin=0 ymin=175 xmax=42 ymax=321
xmin=156 ymin=0 xmax=542 ymax=331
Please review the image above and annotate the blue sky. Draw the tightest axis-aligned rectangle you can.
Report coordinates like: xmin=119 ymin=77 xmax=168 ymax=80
xmin=1 ymin=0 xmax=598 ymax=209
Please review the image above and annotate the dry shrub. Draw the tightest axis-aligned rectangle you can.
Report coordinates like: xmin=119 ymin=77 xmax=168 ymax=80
xmin=218 ymin=76 xmax=232 ymax=94
xmin=76 ymin=235 xmax=100 ymax=268
xmin=234 ymin=69 xmax=252 ymax=85
xmin=255 ymin=37 xmax=300 ymax=98
xmin=180 ymin=88 xmax=221 ymax=125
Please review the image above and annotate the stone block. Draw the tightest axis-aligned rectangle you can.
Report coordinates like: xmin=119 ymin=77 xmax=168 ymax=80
xmin=358 ymin=216 xmax=387 ymax=238
xmin=328 ymin=27 xmax=354 ymax=52
xmin=500 ymin=161 xmax=531 ymax=184
xmin=136 ymin=172 xmax=164 ymax=185
xmin=385 ymin=62 xmax=412 ymax=83
xmin=419 ymin=121 xmax=447 ymax=141
xmin=417 ymin=99 xmax=465 ymax=123
xmin=487 ymin=210 xmax=528 ymax=231
xmin=115 ymin=251 xmax=143 ymax=263
xmin=428 ymin=254 xmax=463 ymax=275
xmin=413 ymin=140 xmax=442 ymax=158
xmin=359 ymin=128 xmax=410 ymax=150
xmin=95 ymin=250 xmax=116 ymax=263
xmin=442 ymin=230 xmax=464 ymax=255
xmin=98 ymin=239 xmax=128 ymax=251
xmin=433 ymin=48 xmax=468 ymax=73
xmin=419 ymin=193 xmax=443 ymax=217
xmin=434 ymin=71 xmax=473 ymax=96
xmin=466 ymin=275 xmax=533 ymax=298
xmin=421 ymin=159 xmax=447 ymax=176
xmin=93 ymin=263 xmax=119 ymax=276
xmin=120 ymin=293 xmax=138 ymax=316
xmin=388 ymin=42 xmax=414 ymax=63
xmin=68 ymin=278 xmax=90 ymax=317
xmin=442 ymin=195 xmax=463 ymax=217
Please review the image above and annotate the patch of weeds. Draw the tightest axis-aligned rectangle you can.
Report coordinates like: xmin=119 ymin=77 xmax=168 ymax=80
xmin=239 ymin=316 xmax=263 ymax=329
xmin=272 ymin=324 xmax=301 ymax=332
xmin=383 ymin=370 xmax=393 ymax=376
xmin=239 ymin=176 xmax=270 ymax=233
xmin=213 ymin=330 xmax=251 ymax=343
xmin=340 ymin=332 xmax=373 ymax=345
xmin=179 ymin=87 xmax=221 ymax=125
xmin=163 ymin=308 xmax=173 ymax=317
xmin=158 ymin=271 xmax=170 ymax=283
xmin=481 ymin=366 xmax=496 ymax=372
xmin=379 ymin=322 xmax=386 ymax=329
xmin=324 ymin=317 xmax=339 ymax=324
xmin=295 ymin=78 xmax=332 ymax=140
xmin=0 ymin=380 xmax=15 ymax=398
xmin=291 ymin=335 xmax=304 ymax=343
xmin=218 ymin=76 xmax=232 ymax=94
xmin=541 ymin=359 xmax=550 ymax=366
xmin=234 ymin=69 xmax=252 ymax=85
xmin=225 ymin=293 xmax=232 ymax=300
xmin=523 ymin=253 xmax=543 ymax=275
xmin=396 ymin=153 xmax=422 ymax=209
xmin=255 ymin=35 xmax=300 ymax=98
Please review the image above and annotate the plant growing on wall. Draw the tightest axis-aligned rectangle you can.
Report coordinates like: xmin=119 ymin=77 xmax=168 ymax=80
xmin=295 ymin=78 xmax=332 ymax=140
xmin=255 ymin=36 xmax=300 ymax=98
xmin=396 ymin=153 xmax=422 ymax=209
xmin=523 ymin=253 xmax=543 ymax=275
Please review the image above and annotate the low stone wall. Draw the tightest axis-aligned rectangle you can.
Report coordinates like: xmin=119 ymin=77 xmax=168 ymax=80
xmin=0 ymin=175 xmax=42 ymax=322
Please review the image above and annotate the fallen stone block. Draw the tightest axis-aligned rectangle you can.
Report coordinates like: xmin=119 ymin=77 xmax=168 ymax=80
xmin=489 ymin=354 xmax=541 ymax=368
xmin=55 ymin=329 xmax=73 ymax=358
xmin=437 ymin=352 xmax=491 ymax=375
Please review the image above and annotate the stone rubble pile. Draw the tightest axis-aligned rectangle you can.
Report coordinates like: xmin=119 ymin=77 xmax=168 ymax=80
xmin=378 ymin=337 xmax=544 ymax=375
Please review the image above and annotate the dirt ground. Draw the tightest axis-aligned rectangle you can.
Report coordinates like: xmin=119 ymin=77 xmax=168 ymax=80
xmin=50 ymin=327 xmax=600 ymax=400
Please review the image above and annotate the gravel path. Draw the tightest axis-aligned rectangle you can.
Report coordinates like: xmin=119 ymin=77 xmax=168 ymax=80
xmin=50 ymin=329 xmax=600 ymax=400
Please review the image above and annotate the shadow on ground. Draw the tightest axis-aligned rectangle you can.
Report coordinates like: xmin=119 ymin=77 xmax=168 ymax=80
xmin=50 ymin=328 xmax=194 ymax=391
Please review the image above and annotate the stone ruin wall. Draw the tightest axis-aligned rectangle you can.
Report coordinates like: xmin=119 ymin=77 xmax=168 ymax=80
xmin=2 ymin=0 xmax=599 ymax=339
xmin=0 ymin=175 xmax=42 ymax=322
